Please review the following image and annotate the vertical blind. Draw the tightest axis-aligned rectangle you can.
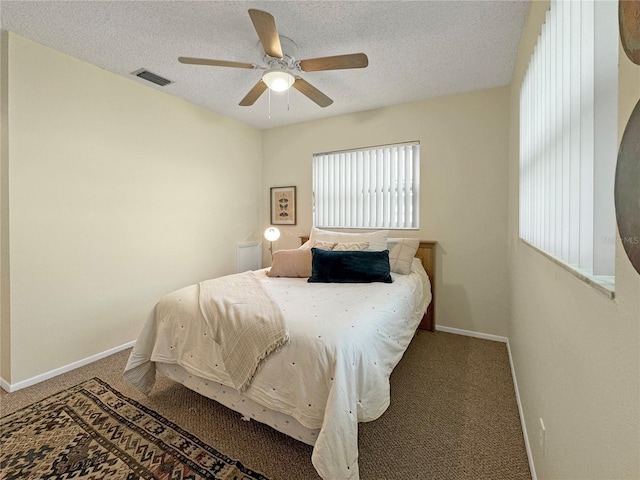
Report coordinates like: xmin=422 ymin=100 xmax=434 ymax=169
xmin=313 ymin=142 xmax=420 ymax=229
xmin=519 ymin=0 xmax=618 ymax=276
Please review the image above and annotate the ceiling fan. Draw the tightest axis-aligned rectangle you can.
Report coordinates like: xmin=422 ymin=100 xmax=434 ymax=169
xmin=178 ymin=9 xmax=368 ymax=108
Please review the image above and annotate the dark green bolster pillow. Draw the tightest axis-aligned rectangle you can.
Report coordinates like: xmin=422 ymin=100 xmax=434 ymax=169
xmin=308 ymin=248 xmax=393 ymax=283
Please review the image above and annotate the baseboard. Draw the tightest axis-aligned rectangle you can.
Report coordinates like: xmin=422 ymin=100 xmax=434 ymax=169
xmin=435 ymin=325 xmax=508 ymax=343
xmin=434 ymin=325 xmax=537 ymax=479
xmin=506 ymin=339 xmax=537 ymax=480
xmin=0 ymin=340 xmax=136 ymax=393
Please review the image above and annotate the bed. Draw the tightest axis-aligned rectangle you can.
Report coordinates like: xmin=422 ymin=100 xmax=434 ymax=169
xmin=124 ymin=232 xmax=436 ymax=480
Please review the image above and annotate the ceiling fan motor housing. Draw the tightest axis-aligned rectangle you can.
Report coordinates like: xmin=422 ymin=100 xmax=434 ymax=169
xmin=261 ymin=36 xmax=298 ymax=70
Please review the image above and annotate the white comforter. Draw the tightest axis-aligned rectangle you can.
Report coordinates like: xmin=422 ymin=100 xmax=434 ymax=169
xmin=125 ymin=258 xmax=431 ymax=480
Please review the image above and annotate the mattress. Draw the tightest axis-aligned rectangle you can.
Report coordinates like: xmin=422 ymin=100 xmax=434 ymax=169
xmin=156 ymin=362 xmax=320 ymax=446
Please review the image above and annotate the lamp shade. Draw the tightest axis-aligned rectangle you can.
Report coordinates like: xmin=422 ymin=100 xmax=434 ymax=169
xmin=264 ymin=227 xmax=281 ymax=242
xmin=262 ymin=69 xmax=294 ymax=92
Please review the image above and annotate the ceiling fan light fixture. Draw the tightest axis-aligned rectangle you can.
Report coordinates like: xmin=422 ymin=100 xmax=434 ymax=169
xmin=262 ymin=68 xmax=294 ymax=92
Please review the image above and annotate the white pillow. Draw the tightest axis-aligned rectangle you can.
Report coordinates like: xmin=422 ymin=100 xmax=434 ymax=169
xmin=299 ymin=239 xmax=337 ymax=250
xmin=332 ymin=242 xmax=370 ymax=251
xmin=387 ymin=238 xmax=420 ymax=274
xmin=309 ymin=227 xmax=389 ymax=251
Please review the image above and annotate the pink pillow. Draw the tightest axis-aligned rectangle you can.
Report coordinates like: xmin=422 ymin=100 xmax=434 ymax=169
xmin=267 ymin=249 xmax=312 ymax=278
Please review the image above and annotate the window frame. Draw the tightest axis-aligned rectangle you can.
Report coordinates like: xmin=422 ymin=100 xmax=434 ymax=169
xmin=518 ymin=0 xmax=618 ymax=290
xmin=312 ymin=141 xmax=420 ymax=230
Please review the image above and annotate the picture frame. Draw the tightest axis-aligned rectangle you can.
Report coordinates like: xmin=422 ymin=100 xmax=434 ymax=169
xmin=270 ymin=186 xmax=297 ymax=225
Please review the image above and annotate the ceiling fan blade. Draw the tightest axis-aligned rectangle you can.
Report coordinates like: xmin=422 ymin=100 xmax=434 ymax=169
xmin=248 ymin=9 xmax=283 ymax=58
xmin=239 ymin=80 xmax=268 ymax=106
xmin=292 ymin=77 xmax=333 ymax=108
xmin=299 ymin=53 xmax=368 ymax=72
xmin=178 ymin=56 xmax=256 ymax=69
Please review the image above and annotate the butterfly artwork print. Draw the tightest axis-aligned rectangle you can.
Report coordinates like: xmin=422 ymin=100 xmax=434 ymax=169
xmin=270 ymin=186 xmax=297 ymax=225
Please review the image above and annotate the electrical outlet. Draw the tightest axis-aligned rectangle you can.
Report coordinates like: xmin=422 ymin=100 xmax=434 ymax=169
xmin=539 ymin=418 xmax=546 ymax=456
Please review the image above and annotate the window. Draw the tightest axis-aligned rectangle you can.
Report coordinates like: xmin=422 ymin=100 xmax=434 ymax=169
xmin=519 ymin=0 xmax=618 ymax=280
xmin=312 ymin=142 xmax=420 ymax=229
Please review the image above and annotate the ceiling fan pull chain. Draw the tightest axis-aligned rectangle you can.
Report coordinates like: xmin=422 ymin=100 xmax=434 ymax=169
xmin=268 ymin=88 xmax=271 ymax=119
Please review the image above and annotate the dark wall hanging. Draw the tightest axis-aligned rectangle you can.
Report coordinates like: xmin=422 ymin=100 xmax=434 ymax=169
xmin=619 ymin=0 xmax=640 ymax=65
xmin=615 ymin=99 xmax=640 ymax=275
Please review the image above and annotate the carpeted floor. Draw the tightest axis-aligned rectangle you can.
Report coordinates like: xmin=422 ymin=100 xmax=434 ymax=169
xmin=1 ymin=331 xmax=531 ymax=480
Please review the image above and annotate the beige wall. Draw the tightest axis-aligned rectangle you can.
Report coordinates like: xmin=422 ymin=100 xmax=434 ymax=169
xmin=1 ymin=34 xmax=263 ymax=385
xmin=508 ymin=2 xmax=640 ymax=478
xmin=262 ymin=87 xmax=511 ymax=336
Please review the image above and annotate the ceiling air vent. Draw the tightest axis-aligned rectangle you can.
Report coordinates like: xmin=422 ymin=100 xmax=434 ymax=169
xmin=131 ymin=68 xmax=173 ymax=87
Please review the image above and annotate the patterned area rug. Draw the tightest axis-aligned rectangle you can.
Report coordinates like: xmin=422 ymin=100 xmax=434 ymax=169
xmin=0 ymin=377 xmax=269 ymax=479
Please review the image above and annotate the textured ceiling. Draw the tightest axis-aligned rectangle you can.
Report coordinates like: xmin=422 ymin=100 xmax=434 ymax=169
xmin=1 ymin=0 xmax=529 ymax=130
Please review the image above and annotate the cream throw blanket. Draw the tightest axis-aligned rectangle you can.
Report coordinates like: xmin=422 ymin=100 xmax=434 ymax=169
xmin=198 ymin=271 xmax=288 ymax=392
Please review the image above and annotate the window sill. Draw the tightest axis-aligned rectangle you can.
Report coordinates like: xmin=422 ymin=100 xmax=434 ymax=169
xmin=521 ymin=239 xmax=615 ymax=299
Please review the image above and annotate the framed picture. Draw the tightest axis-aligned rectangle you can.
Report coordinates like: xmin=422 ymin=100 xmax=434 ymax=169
xmin=270 ymin=186 xmax=296 ymax=225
